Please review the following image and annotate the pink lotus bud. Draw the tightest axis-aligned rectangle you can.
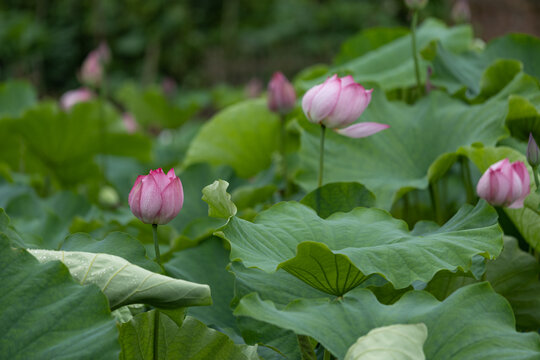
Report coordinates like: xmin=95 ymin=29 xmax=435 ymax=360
xmin=476 ymin=159 xmax=530 ymax=208
xmin=60 ymin=87 xmax=94 ymax=110
xmin=122 ymin=112 xmax=139 ymax=133
xmin=451 ymin=0 xmax=471 ymax=24
xmin=128 ymin=168 xmax=184 ymax=225
xmin=80 ymin=42 xmax=111 ymax=87
xmin=161 ymin=76 xmax=178 ymax=97
xmin=302 ymin=74 xmax=389 ymax=138
xmin=267 ymin=72 xmax=296 ymax=114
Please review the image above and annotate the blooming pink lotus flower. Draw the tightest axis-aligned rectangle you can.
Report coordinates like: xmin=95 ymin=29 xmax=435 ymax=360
xmin=476 ymin=159 xmax=530 ymax=208
xmin=80 ymin=42 xmax=111 ymax=87
xmin=129 ymin=168 xmax=184 ymax=225
xmin=60 ymin=87 xmax=94 ymax=110
xmin=268 ymin=72 xmax=296 ymax=114
xmin=302 ymin=74 xmax=389 ymax=138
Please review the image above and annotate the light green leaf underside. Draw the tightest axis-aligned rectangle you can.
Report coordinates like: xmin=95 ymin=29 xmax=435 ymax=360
xmin=202 ymin=180 xmax=238 ymax=219
xmin=28 ymin=248 xmax=211 ymax=310
xmin=0 ymin=235 xmax=120 ymax=359
xmin=119 ymin=311 xmax=258 ymax=360
xmin=234 ymin=283 xmax=540 ymax=359
xmin=344 ymin=323 xmax=427 ymax=360
xmin=184 ymin=99 xmax=279 ymax=178
xmin=221 ymin=200 xmax=502 ymax=294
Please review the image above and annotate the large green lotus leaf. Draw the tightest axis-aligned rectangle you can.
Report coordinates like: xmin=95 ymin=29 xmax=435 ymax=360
xmin=119 ymin=311 xmax=258 ymax=360
xmin=0 ymin=235 xmax=120 ymax=359
xmin=344 ymin=323 xmax=428 ymax=360
xmin=115 ymin=83 xmax=199 ymax=129
xmin=300 ymin=182 xmax=375 ymax=218
xmin=184 ymin=99 xmax=279 ymax=178
xmin=165 ymin=238 xmax=240 ymax=339
xmin=2 ymin=101 xmax=151 ymax=186
xmin=433 ymin=33 xmax=540 ymax=97
xmin=294 ymin=72 xmax=539 ymax=209
xmin=298 ymin=19 xmax=472 ymax=92
xmin=0 ymin=208 xmax=26 ymax=247
xmin=505 ymin=94 xmax=540 ymax=141
xmin=0 ymin=80 xmax=37 ymax=117
xmin=5 ymin=188 xmax=92 ymax=249
xmin=334 ymin=26 xmax=410 ymax=65
xmin=62 ymin=231 xmax=161 ymax=273
xmin=235 ymin=283 xmax=540 ymax=359
xmin=27 ymin=248 xmax=211 ymax=310
xmin=425 ymin=236 xmax=540 ymax=331
xmin=220 ymin=200 xmax=502 ymax=295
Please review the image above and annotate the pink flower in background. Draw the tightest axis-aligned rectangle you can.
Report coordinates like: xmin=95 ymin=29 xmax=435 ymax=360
xmin=122 ymin=112 xmax=138 ymax=133
xmin=129 ymin=168 xmax=184 ymax=225
xmin=60 ymin=87 xmax=94 ymax=110
xmin=80 ymin=42 xmax=111 ymax=87
xmin=267 ymin=72 xmax=296 ymax=114
xmin=477 ymin=159 xmax=530 ymax=208
xmin=245 ymin=78 xmax=263 ymax=98
xmin=162 ymin=77 xmax=178 ymax=97
xmin=302 ymin=74 xmax=389 ymax=138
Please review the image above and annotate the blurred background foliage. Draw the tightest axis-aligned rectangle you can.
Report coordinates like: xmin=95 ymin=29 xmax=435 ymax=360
xmin=1 ymin=0 xmax=454 ymax=96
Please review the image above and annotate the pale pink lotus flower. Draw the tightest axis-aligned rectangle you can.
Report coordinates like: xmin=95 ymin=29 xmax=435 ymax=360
xmin=267 ymin=72 xmax=296 ymax=114
xmin=128 ymin=168 xmax=184 ymax=225
xmin=60 ymin=87 xmax=94 ymax=110
xmin=476 ymin=159 xmax=530 ymax=208
xmin=451 ymin=0 xmax=471 ymax=23
xmin=122 ymin=112 xmax=138 ymax=134
xmin=302 ymin=74 xmax=389 ymax=138
xmin=80 ymin=42 xmax=111 ymax=87
xmin=162 ymin=77 xmax=178 ymax=97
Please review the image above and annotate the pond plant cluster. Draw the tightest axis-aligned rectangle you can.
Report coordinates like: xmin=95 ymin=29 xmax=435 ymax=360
xmin=2 ymin=3 xmax=540 ymax=360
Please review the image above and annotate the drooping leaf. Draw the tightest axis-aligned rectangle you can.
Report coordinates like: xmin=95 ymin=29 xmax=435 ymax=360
xmin=294 ymin=72 xmax=539 ymax=209
xmin=344 ymin=323 xmax=428 ymax=360
xmin=119 ymin=312 xmax=259 ymax=360
xmin=202 ymin=180 xmax=238 ymax=219
xmin=300 ymin=182 xmax=375 ymax=218
xmin=0 ymin=235 xmax=120 ymax=359
xmin=220 ymin=200 xmax=502 ymax=295
xmin=28 ymin=248 xmax=211 ymax=310
xmin=184 ymin=99 xmax=280 ymax=178
xmin=235 ymin=283 xmax=540 ymax=359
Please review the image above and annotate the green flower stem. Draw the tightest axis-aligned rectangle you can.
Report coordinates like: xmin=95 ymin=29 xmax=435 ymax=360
xmin=533 ymin=166 xmax=540 ymax=190
xmin=280 ymin=114 xmax=290 ymax=196
xmin=297 ymin=335 xmax=316 ymax=360
xmin=98 ymin=73 xmax=108 ymax=185
xmin=323 ymin=348 xmax=332 ymax=360
xmin=152 ymin=224 xmax=161 ymax=265
xmin=318 ymin=125 xmax=327 ymax=188
xmin=461 ymin=157 xmax=475 ymax=204
xmin=411 ymin=9 xmax=422 ymax=92
xmin=153 ymin=310 xmax=160 ymax=360
xmin=429 ymin=181 xmax=443 ymax=224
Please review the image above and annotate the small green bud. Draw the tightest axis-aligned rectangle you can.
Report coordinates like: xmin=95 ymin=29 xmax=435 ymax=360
xmin=527 ymin=133 xmax=540 ymax=168
xmin=99 ymin=185 xmax=120 ymax=208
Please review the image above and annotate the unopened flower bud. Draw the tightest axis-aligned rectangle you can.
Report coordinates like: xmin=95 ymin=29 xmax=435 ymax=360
xmin=527 ymin=133 xmax=540 ymax=168
xmin=405 ymin=0 xmax=428 ymax=10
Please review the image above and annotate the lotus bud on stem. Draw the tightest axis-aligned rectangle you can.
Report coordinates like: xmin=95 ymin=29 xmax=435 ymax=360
xmin=527 ymin=133 xmax=540 ymax=190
